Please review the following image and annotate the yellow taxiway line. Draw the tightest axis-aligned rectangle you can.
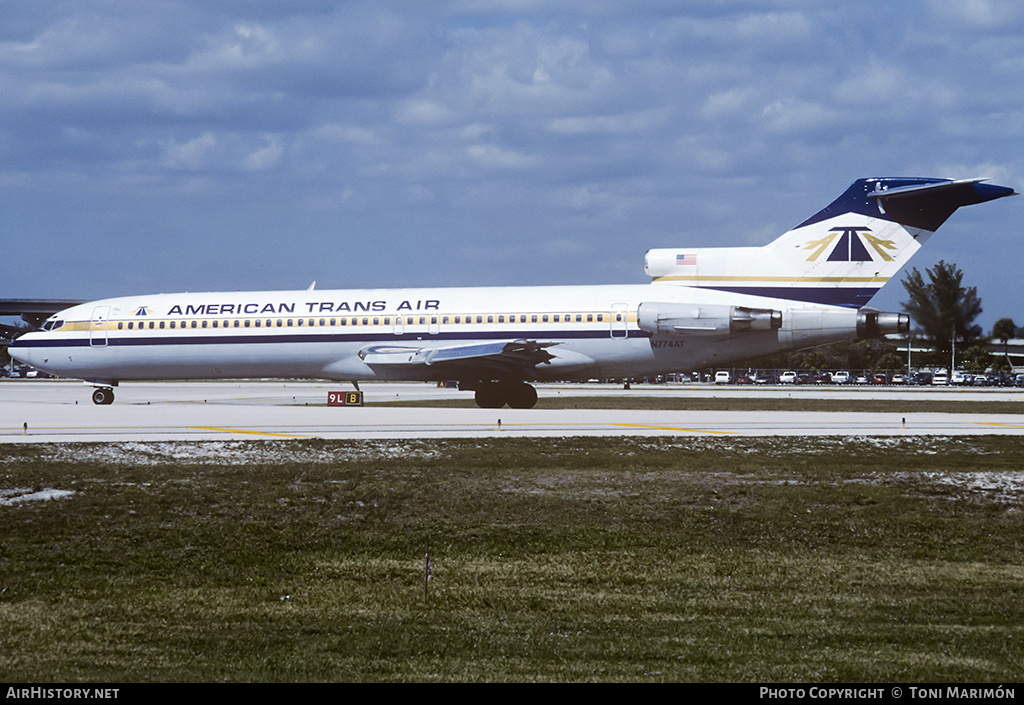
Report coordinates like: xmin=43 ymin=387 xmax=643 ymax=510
xmin=608 ymin=422 xmax=735 ymax=434
xmin=972 ymin=422 xmax=1024 ymax=430
xmin=188 ymin=426 xmax=309 ymax=438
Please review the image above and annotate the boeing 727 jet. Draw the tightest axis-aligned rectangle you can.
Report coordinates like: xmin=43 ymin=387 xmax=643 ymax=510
xmin=10 ymin=177 xmax=1015 ymax=406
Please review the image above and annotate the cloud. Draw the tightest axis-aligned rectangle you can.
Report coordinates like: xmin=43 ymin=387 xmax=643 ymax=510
xmin=243 ymin=135 xmax=284 ymax=171
xmin=0 ymin=1 xmax=1021 ymax=330
xmin=162 ymin=132 xmax=218 ymax=170
xmin=546 ymin=108 xmax=670 ymax=135
xmin=466 ymin=143 xmax=539 ymax=170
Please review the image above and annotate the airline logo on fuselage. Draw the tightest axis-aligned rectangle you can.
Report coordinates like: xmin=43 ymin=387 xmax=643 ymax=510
xmin=802 ymin=227 xmax=897 ymax=262
xmin=165 ymin=299 xmax=441 ymax=316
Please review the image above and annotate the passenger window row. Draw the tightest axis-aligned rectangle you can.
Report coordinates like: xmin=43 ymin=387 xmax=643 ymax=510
xmin=100 ymin=311 xmax=625 ymax=331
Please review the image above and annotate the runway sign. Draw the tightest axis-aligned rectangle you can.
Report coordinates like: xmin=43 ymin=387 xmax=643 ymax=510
xmin=328 ymin=391 xmax=364 ymax=407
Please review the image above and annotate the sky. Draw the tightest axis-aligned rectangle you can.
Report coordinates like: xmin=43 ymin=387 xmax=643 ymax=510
xmin=2 ymin=0 xmax=1022 ymax=333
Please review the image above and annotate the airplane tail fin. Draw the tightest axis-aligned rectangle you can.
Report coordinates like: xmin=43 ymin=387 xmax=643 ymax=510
xmin=645 ymin=177 xmax=1016 ymax=307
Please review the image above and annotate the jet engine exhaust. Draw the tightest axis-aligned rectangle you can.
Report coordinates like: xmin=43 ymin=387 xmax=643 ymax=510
xmin=857 ymin=308 xmax=910 ymax=338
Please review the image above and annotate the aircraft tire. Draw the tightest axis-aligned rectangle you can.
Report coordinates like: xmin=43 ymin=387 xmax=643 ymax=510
xmin=507 ymin=383 xmax=538 ymax=409
xmin=474 ymin=385 xmax=505 ymax=409
xmin=92 ymin=387 xmax=114 ymax=405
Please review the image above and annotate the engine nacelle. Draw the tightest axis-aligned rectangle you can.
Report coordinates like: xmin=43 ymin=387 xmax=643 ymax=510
xmin=638 ymin=302 xmax=782 ymax=337
xmin=857 ymin=308 xmax=910 ymax=338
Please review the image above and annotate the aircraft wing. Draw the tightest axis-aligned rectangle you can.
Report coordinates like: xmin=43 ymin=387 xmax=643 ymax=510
xmin=357 ymin=339 xmax=560 ymax=378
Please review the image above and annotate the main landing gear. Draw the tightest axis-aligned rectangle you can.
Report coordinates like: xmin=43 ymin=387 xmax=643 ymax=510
xmin=472 ymin=381 xmax=538 ymax=409
xmin=91 ymin=387 xmax=115 ymax=405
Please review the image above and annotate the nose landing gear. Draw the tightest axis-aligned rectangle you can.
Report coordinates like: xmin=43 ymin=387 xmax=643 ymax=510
xmin=91 ymin=387 xmax=115 ymax=405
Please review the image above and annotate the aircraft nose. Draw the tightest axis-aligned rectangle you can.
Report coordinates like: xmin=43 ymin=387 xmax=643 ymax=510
xmin=9 ymin=336 xmax=39 ymax=367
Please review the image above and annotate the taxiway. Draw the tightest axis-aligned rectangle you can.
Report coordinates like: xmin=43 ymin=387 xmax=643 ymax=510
xmin=2 ymin=379 xmax=1024 ymax=442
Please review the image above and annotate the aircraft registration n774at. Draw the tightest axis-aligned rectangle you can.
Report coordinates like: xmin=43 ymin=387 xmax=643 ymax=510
xmin=11 ymin=177 xmax=1016 ymax=407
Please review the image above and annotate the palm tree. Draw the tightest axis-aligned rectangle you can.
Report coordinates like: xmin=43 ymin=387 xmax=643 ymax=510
xmin=992 ymin=317 xmax=1017 ymax=369
xmin=901 ymin=261 xmax=984 ymax=366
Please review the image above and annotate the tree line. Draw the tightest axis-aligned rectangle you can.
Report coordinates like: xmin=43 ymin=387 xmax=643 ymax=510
xmin=755 ymin=260 xmax=1017 ymax=372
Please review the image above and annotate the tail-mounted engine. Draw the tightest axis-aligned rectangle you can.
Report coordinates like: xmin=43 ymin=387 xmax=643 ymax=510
xmin=857 ymin=308 xmax=909 ymax=338
xmin=638 ymin=302 xmax=782 ymax=337
xmin=638 ymin=302 xmax=908 ymax=341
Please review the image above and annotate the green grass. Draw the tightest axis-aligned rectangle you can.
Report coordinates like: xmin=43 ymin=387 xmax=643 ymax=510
xmin=1 ymin=437 xmax=1022 ymax=682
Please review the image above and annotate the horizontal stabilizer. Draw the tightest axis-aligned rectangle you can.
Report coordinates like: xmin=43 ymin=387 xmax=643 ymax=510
xmin=867 ymin=178 xmax=1017 ymax=231
xmin=797 ymin=177 xmax=1016 ymax=231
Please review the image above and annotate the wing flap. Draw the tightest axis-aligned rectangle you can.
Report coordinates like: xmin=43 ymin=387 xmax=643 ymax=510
xmin=358 ymin=339 xmax=560 ymax=370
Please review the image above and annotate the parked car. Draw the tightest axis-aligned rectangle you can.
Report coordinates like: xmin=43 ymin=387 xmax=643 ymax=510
xmin=779 ymin=371 xmax=797 ymax=384
xmin=950 ymin=370 xmax=971 ymax=386
xmin=931 ymin=370 xmax=949 ymax=386
xmin=872 ymin=373 xmax=889 ymax=384
xmin=795 ymin=373 xmax=816 ymax=385
xmin=714 ymin=371 xmax=732 ymax=384
xmin=831 ymin=371 xmax=851 ymax=384
xmin=754 ymin=372 xmax=777 ymax=385
xmin=891 ymin=373 xmax=906 ymax=385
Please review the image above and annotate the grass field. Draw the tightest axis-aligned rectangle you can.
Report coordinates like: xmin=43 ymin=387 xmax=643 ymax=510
xmin=1 ymin=436 xmax=1022 ymax=682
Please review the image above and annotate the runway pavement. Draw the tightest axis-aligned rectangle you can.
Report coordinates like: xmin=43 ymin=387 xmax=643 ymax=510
xmin=2 ymin=379 xmax=1024 ymax=442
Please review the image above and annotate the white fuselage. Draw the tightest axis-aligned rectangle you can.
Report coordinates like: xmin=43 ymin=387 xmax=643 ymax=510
xmin=11 ymin=176 xmax=1010 ymax=402
xmin=10 ymin=282 xmax=862 ymax=386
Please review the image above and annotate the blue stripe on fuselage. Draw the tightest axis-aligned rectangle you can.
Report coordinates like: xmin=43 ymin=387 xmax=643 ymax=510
xmin=14 ymin=327 xmax=650 ymax=349
xmin=695 ymin=286 xmax=878 ymax=308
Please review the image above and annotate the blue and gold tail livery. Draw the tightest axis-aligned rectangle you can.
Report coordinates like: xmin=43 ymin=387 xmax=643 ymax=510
xmin=645 ymin=177 xmax=1016 ymax=307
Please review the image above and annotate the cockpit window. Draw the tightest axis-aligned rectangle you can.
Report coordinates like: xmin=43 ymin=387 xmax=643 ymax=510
xmin=42 ymin=320 xmax=64 ymax=331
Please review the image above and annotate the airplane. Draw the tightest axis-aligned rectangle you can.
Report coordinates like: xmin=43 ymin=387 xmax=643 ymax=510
xmin=9 ymin=176 xmax=1015 ymax=407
